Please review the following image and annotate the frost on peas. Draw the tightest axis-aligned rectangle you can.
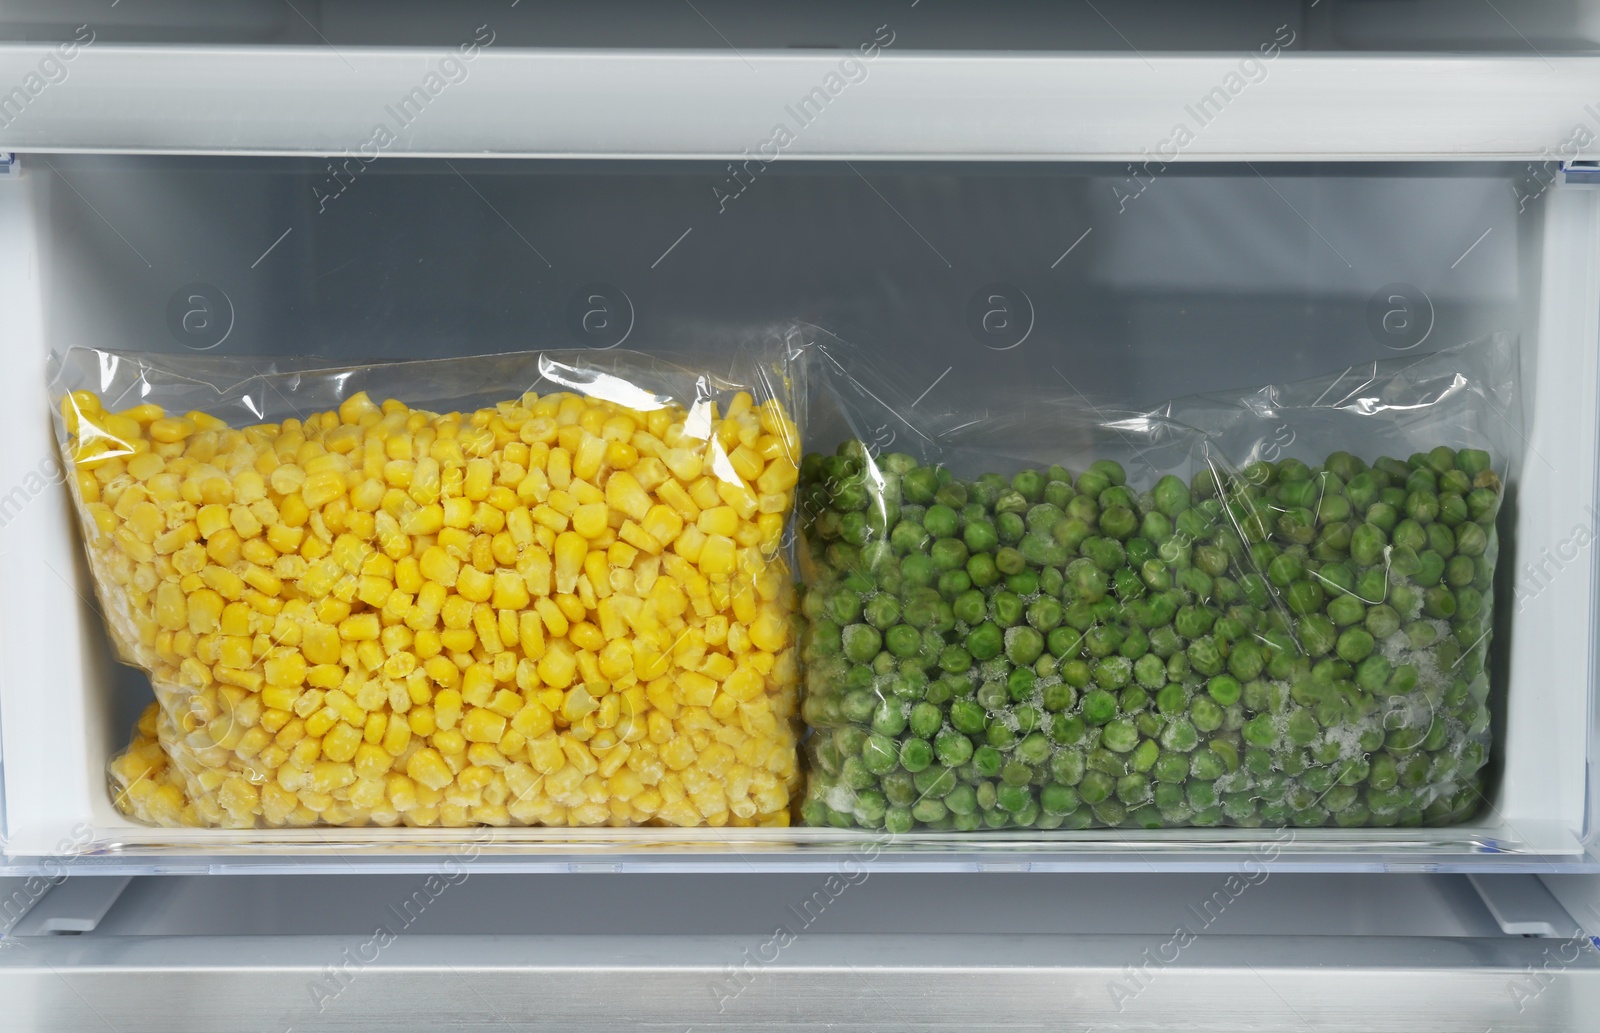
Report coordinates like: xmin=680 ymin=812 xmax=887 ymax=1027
xmin=797 ymin=443 xmax=1502 ymax=831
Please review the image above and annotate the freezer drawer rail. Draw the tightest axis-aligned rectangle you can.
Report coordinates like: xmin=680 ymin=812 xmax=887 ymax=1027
xmin=3 ymin=872 xmax=1599 ymax=1031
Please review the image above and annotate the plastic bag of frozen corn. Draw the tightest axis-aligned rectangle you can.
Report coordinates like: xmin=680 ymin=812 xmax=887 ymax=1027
xmin=52 ymin=347 xmax=803 ymax=830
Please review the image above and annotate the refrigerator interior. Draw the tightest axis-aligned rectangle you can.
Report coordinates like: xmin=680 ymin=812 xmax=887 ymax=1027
xmin=0 ymin=0 xmax=1598 ymax=53
xmin=0 ymin=155 xmax=1597 ymax=872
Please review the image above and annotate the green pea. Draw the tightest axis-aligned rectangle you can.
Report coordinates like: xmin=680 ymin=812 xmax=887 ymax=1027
xmin=1100 ymin=718 xmax=1139 ymax=753
xmin=864 ymin=594 xmax=901 ymax=630
xmin=1139 ymin=511 xmax=1174 ymax=546
xmin=1412 ymin=550 xmax=1445 ymax=587
xmin=1207 ymin=675 xmax=1242 ymax=706
xmin=1286 ymin=580 xmax=1325 ymax=616
xmin=1186 ymin=780 xmax=1220 ymax=812
xmin=1467 ymin=487 xmax=1500 ymax=524
xmin=1081 ymin=689 xmax=1118 ymax=725
xmin=1142 ymin=474 xmax=1186 ymax=518
xmin=1327 ymin=594 xmax=1365 ymax=627
xmin=1290 ymin=612 xmax=1333 ymax=657
xmin=842 ymin=624 xmax=882 ymax=663
xmin=901 ymin=467 xmax=939 ymax=504
xmin=1146 ymin=626 xmax=1182 ymax=660
xmin=1016 ymin=731 xmax=1052 ymax=766
xmin=884 ymin=624 xmax=920 ymax=658
xmin=1007 ymin=569 xmax=1041 ymax=597
xmin=1098 ymin=504 xmax=1137 ymax=540
xmin=1040 ymin=783 xmax=1080 ymax=815
xmin=930 ymin=537 xmax=969 ymax=572
xmin=1050 ymin=714 xmax=1087 ymax=748
xmin=1128 ymin=653 xmax=1165 ymax=691
xmin=1350 ymin=523 xmax=1387 ymax=567
xmin=1045 ymin=626 xmax=1083 ymax=661
xmin=1355 ymin=654 xmax=1392 ymax=694
xmin=1093 ymin=655 xmax=1132 ymax=690
xmin=996 ymin=784 xmax=1032 ymax=814
xmin=892 ymin=737 xmax=931 ymax=774
xmin=1010 ymin=469 xmax=1045 ymax=503
xmin=969 ymin=745 xmax=1003 ymax=779
xmin=1160 ymin=718 xmax=1200 ymax=752
xmin=1190 ymin=696 xmax=1224 ymax=733
xmin=1143 ymin=749 xmax=1189 ymax=787
xmin=1061 ymin=659 xmax=1092 ymax=688
xmin=1174 ymin=605 xmax=1216 ymax=639
xmin=994 ymin=547 xmax=1026 ymax=577
xmin=962 ymin=554 xmax=996 ymax=593
xmin=1264 ymin=551 xmax=1301 ymax=589
xmin=1277 ymin=507 xmax=1317 ymax=545
xmin=1406 ymin=491 xmax=1440 ymax=525
xmin=1285 ymin=709 xmax=1319 ymax=745
xmin=991 ymin=591 xmax=1025 ymax=628
xmin=1453 ymin=521 xmax=1489 ymax=557
xmin=828 ymin=589 xmax=867 ymax=625
xmin=1185 ymin=636 xmax=1222 ymax=676
xmin=963 ymin=519 xmax=998 ymax=554
xmin=1178 ymin=568 xmax=1215 ymax=602
xmin=1366 ymin=502 xmax=1399 ymax=533
xmin=1242 ymin=714 xmax=1277 ymax=749
xmin=1082 ymin=537 xmax=1127 ymax=572
xmin=860 ymin=734 xmax=899 ymax=775
xmin=966 ymin=622 xmax=1004 ymax=660
xmin=1083 ymin=625 xmax=1123 ymax=658
xmin=938 ymin=644 xmax=973 ymax=674
xmin=937 ymin=568 xmax=973 ymax=600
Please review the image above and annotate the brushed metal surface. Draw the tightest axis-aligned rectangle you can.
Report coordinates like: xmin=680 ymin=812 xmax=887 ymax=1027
xmin=1 ymin=932 xmax=1596 ymax=1032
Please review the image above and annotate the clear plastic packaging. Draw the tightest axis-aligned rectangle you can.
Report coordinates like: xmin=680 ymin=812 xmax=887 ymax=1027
xmin=794 ymin=333 xmax=1518 ymax=833
xmin=51 ymin=347 xmax=804 ymax=830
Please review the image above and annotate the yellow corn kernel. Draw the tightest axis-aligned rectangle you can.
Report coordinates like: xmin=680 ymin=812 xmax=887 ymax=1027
xmin=462 ymin=708 xmax=508 ymax=744
xmin=455 ymin=565 xmax=493 ymax=603
xmin=406 ymin=748 xmax=454 ymax=791
xmin=571 ymin=502 xmax=608 ymax=539
xmin=698 ymin=534 xmax=736 ymax=579
xmin=696 ymin=506 xmax=738 ymax=537
xmin=149 ymin=416 xmax=196 ymax=443
xmin=551 ymin=530 xmax=587 ymax=594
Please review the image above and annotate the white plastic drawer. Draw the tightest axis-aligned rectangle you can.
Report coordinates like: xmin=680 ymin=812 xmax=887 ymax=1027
xmin=0 ymin=156 xmax=1595 ymax=873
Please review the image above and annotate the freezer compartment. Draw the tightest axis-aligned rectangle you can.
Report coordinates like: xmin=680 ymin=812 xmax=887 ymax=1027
xmin=1 ymin=0 xmax=1598 ymax=53
xmin=2 ymin=871 xmax=1598 ymax=1031
xmin=1 ymin=155 xmax=1596 ymax=870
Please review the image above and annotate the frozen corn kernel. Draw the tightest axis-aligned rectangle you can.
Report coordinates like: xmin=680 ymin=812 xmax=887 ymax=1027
xmin=72 ymin=380 xmax=800 ymax=830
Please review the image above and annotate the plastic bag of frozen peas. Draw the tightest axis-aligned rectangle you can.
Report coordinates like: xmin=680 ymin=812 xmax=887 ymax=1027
xmin=793 ymin=334 xmax=1517 ymax=833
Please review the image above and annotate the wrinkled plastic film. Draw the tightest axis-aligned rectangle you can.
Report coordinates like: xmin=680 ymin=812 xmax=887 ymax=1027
xmin=793 ymin=330 xmax=1516 ymax=832
xmin=52 ymin=347 xmax=805 ymax=830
